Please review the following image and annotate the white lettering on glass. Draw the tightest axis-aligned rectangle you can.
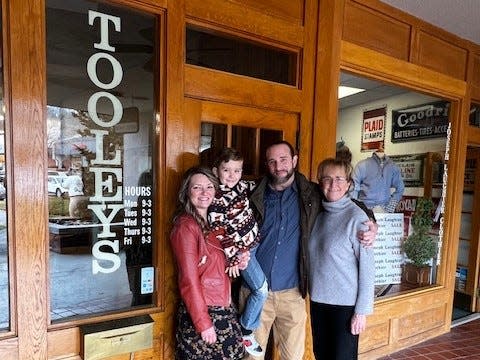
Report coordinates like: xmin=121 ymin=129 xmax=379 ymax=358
xmin=88 ymin=204 xmax=124 ymax=238
xmin=87 ymin=53 xmax=123 ymax=89
xmin=88 ymin=10 xmax=121 ymax=52
xmin=89 ymin=167 xmax=123 ymax=202
xmin=87 ymin=92 xmax=123 ymax=127
xmin=87 ymin=10 xmax=124 ymax=274
xmin=92 ymin=240 xmax=121 ymax=274
xmin=90 ymin=129 xmax=121 ymax=165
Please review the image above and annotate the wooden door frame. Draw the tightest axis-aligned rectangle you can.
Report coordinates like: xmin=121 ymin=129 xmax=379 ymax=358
xmin=1 ymin=1 xmax=170 ymax=359
xmin=183 ymin=98 xmax=298 ymax=169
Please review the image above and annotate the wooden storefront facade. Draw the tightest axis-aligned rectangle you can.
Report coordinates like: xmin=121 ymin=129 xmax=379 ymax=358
xmin=1 ymin=0 xmax=480 ymax=359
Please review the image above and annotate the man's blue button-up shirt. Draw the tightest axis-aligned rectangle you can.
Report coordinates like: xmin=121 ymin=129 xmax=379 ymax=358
xmin=256 ymin=182 xmax=301 ymax=291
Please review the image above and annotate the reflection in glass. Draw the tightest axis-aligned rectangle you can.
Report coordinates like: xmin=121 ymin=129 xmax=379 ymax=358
xmin=0 ymin=5 xmax=9 ymax=332
xmin=199 ymin=122 xmax=227 ymax=167
xmin=47 ymin=0 xmax=157 ymax=322
xmin=259 ymin=129 xmax=283 ymax=176
xmin=199 ymin=122 xmax=283 ymax=178
xmin=337 ymin=71 xmax=450 ymax=298
xmin=186 ymin=27 xmax=297 ymax=86
xmin=232 ymin=126 xmax=256 ymax=175
xmin=470 ymin=103 xmax=480 ymax=127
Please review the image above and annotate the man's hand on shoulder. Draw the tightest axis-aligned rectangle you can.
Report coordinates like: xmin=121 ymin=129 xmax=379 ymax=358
xmin=357 ymin=220 xmax=378 ymax=247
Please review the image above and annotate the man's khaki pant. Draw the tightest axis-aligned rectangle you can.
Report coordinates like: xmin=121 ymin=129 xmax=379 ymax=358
xmin=240 ymin=287 xmax=306 ymax=360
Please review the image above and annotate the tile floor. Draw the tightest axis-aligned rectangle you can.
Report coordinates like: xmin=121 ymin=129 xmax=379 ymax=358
xmin=378 ymin=315 xmax=480 ymax=359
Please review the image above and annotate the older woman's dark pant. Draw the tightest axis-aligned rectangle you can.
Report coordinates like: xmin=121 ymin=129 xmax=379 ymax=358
xmin=310 ymin=301 xmax=359 ymax=360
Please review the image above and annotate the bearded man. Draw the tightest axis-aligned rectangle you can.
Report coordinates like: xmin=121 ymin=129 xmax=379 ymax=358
xmin=243 ymin=141 xmax=377 ymax=360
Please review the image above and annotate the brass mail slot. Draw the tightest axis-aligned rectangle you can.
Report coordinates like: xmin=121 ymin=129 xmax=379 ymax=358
xmin=80 ymin=315 xmax=154 ymax=360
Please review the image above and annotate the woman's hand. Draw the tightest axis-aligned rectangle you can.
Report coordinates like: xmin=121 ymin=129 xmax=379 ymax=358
xmin=351 ymin=313 xmax=367 ymax=335
xmin=358 ymin=220 xmax=378 ymax=247
xmin=201 ymin=326 xmax=217 ymax=344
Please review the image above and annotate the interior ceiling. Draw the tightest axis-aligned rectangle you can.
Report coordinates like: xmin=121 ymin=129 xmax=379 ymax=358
xmin=339 ymin=73 xmax=409 ymax=110
xmin=341 ymin=0 xmax=479 ymax=110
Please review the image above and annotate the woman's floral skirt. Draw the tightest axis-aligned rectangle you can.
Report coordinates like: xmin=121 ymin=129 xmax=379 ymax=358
xmin=175 ymin=302 xmax=244 ymax=359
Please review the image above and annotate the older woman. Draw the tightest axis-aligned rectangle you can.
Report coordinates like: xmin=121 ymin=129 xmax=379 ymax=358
xmin=170 ymin=166 xmax=245 ymax=359
xmin=308 ymin=158 xmax=375 ymax=360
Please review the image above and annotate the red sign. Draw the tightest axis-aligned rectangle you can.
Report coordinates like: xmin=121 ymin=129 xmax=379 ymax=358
xmin=362 ymin=107 xmax=386 ymax=151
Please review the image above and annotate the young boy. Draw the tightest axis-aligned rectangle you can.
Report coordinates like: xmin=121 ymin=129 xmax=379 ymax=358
xmin=208 ymin=147 xmax=268 ymax=357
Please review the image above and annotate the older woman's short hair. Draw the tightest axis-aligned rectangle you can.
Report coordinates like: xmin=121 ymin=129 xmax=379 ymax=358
xmin=317 ymin=158 xmax=353 ymax=182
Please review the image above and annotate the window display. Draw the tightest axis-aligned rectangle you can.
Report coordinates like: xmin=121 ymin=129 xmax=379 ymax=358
xmin=352 ymin=144 xmax=405 ymax=213
xmin=46 ymin=0 xmax=157 ymax=322
xmin=338 ymin=71 xmax=449 ymax=298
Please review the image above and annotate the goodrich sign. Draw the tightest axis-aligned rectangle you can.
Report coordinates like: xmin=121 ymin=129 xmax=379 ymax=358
xmin=391 ymin=101 xmax=449 ymax=143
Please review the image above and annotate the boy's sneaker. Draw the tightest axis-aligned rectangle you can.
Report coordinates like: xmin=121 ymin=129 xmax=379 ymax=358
xmin=242 ymin=334 xmax=263 ymax=357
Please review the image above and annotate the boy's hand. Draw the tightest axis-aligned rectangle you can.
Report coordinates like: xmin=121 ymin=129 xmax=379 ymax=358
xmin=226 ymin=251 xmax=250 ymax=277
xmin=237 ymin=251 xmax=250 ymax=270
xmin=226 ymin=265 xmax=241 ymax=278
xmin=357 ymin=220 xmax=378 ymax=247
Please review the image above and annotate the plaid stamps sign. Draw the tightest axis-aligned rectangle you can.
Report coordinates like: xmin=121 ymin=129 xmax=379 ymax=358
xmin=361 ymin=107 xmax=386 ymax=151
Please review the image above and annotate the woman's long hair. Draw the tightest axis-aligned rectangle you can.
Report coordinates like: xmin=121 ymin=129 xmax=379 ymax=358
xmin=173 ymin=166 xmax=219 ymax=233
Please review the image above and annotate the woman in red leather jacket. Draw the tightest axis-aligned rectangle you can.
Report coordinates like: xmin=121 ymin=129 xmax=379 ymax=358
xmin=170 ymin=166 xmax=246 ymax=359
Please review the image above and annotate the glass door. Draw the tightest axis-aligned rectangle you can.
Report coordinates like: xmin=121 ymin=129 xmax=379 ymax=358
xmin=454 ymin=146 xmax=480 ymax=318
xmin=184 ymin=98 xmax=298 ymax=172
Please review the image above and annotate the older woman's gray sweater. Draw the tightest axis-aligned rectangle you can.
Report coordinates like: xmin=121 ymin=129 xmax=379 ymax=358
xmin=308 ymin=196 xmax=375 ymax=315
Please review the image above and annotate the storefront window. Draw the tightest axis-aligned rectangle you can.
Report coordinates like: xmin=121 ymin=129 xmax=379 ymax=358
xmin=46 ymin=0 xmax=157 ymax=322
xmin=338 ymin=71 xmax=450 ymax=298
xmin=0 ymin=5 xmax=9 ymax=332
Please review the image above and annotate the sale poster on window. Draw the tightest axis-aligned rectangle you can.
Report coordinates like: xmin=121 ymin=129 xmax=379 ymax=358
xmin=374 ymin=213 xmax=404 ymax=285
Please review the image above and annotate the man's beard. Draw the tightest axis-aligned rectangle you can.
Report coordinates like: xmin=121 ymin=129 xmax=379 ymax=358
xmin=267 ymin=167 xmax=295 ymax=186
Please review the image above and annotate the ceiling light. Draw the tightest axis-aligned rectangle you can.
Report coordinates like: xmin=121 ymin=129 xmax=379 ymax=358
xmin=338 ymin=86 xmax=365 ymax=99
